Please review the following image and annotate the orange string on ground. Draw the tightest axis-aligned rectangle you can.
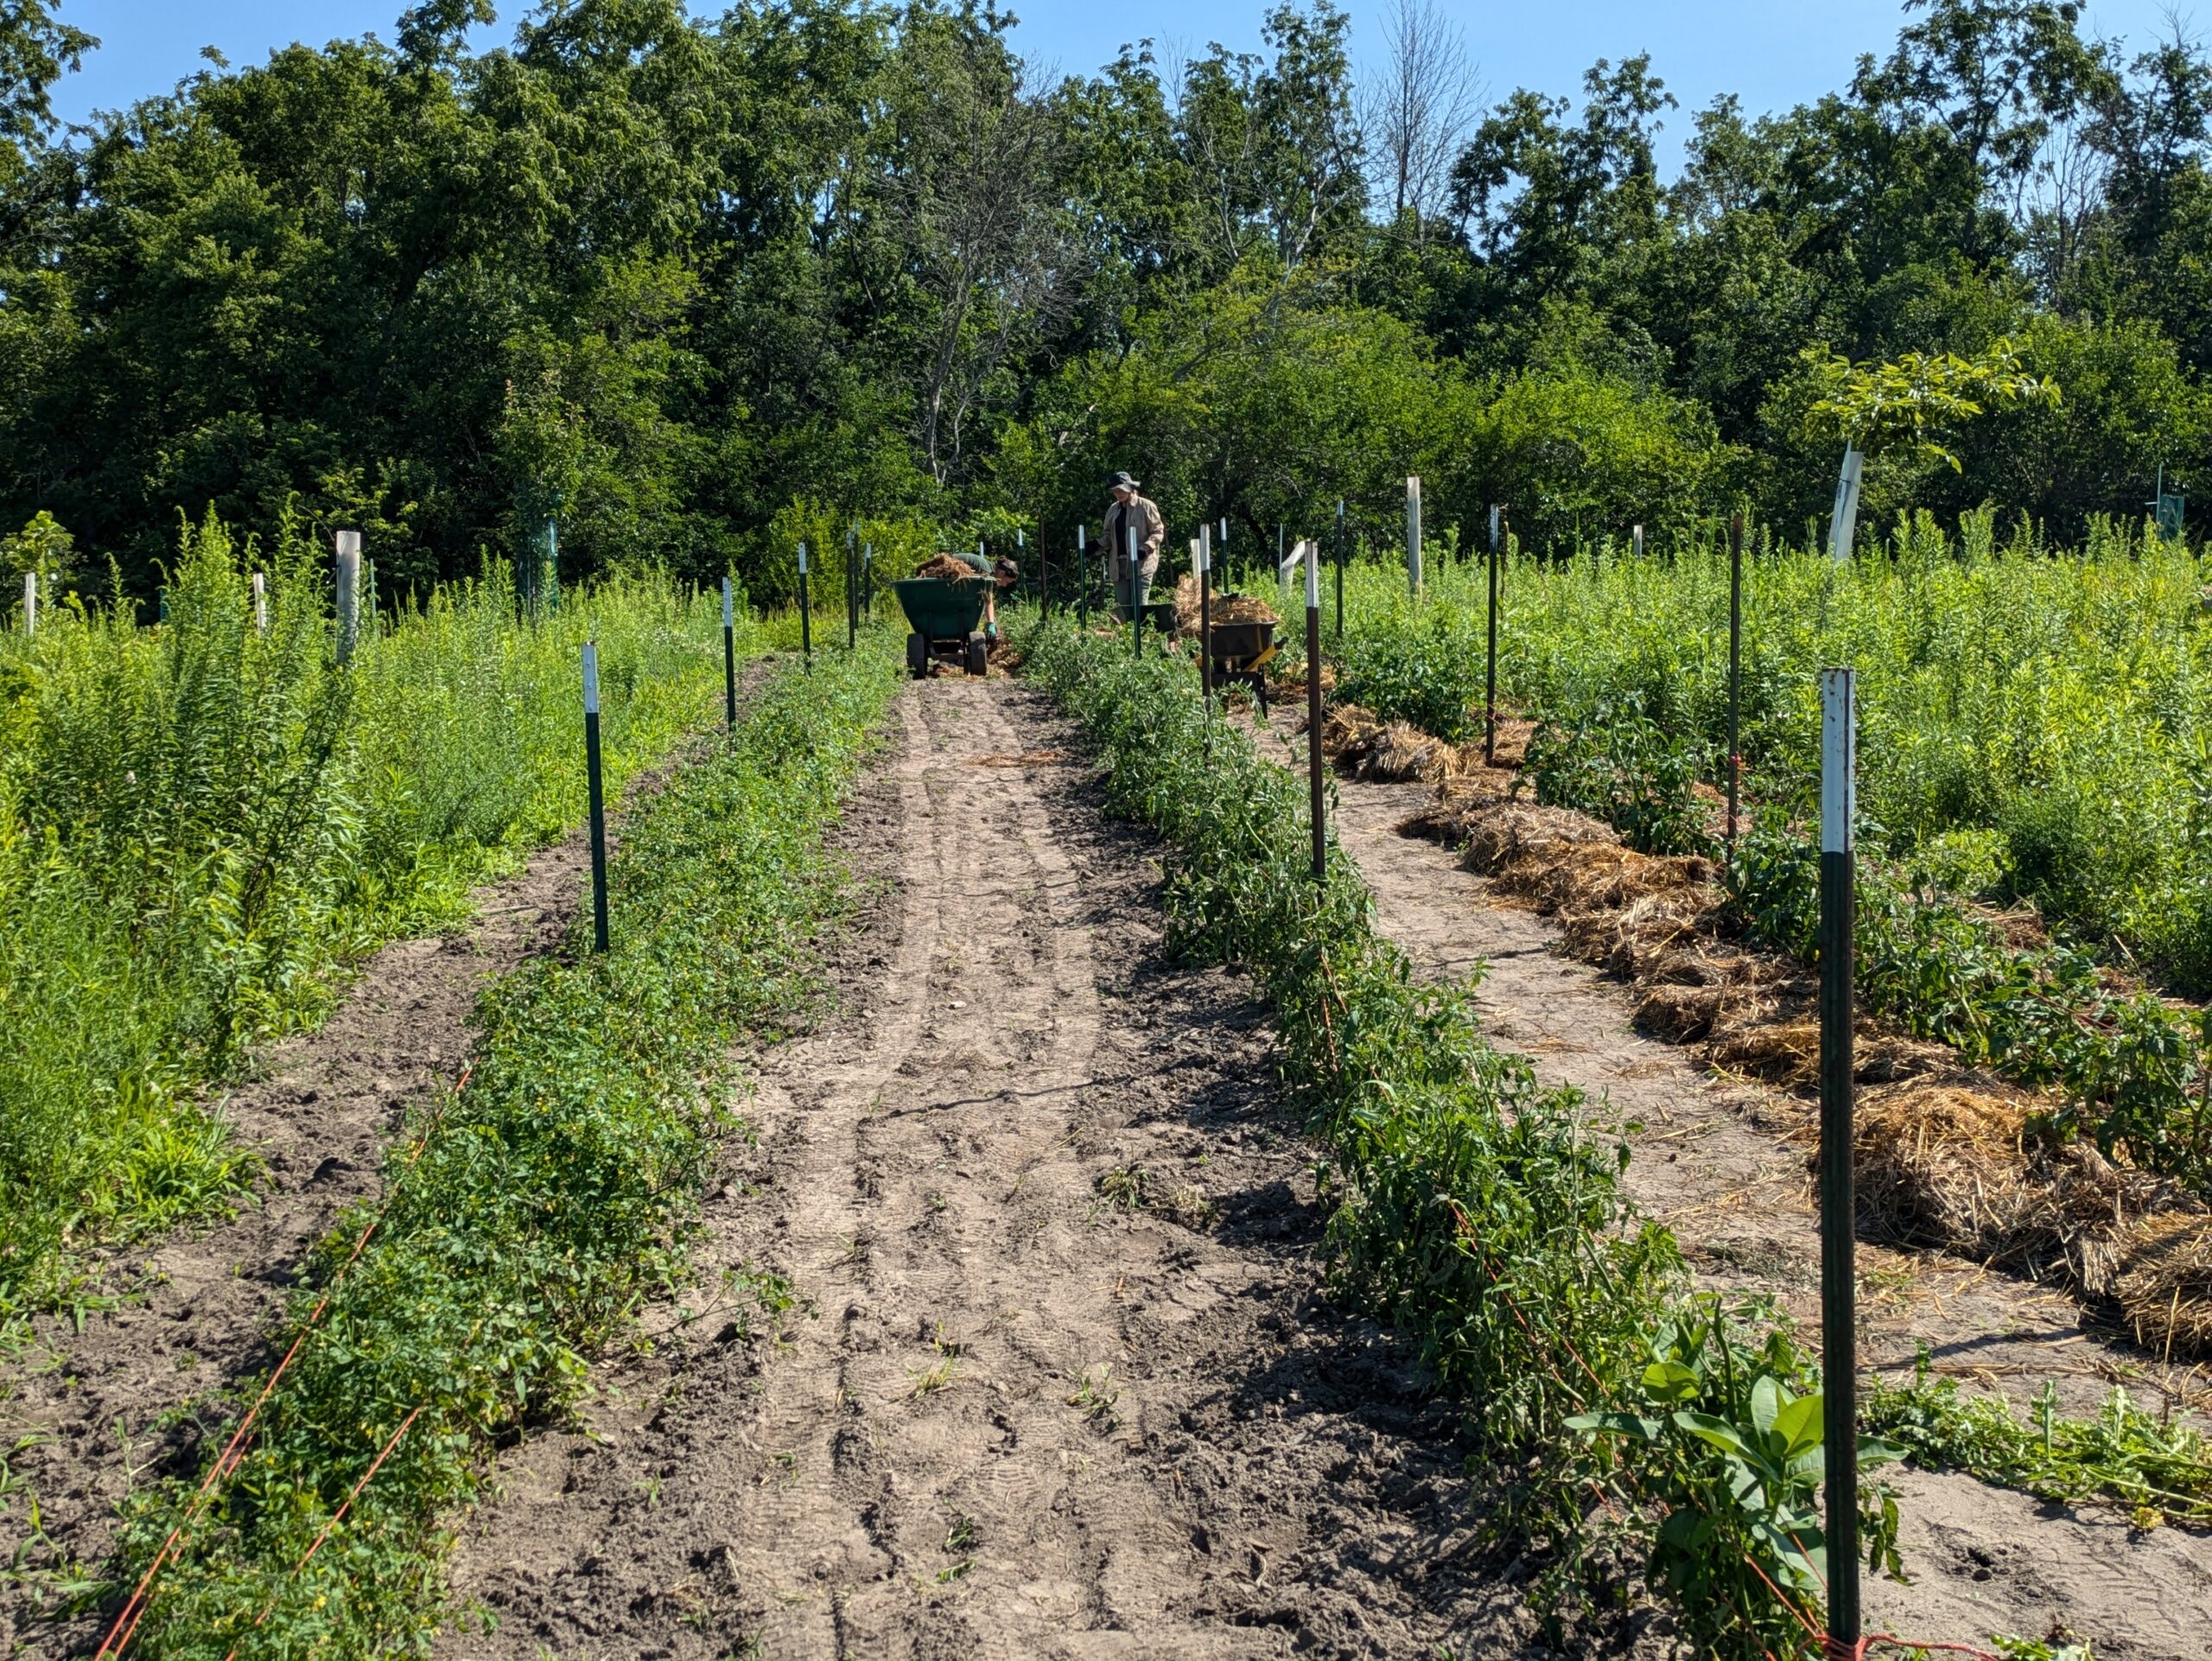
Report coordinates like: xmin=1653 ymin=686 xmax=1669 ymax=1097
xmin=95 ymin=1063 xmax=472 ymax=1658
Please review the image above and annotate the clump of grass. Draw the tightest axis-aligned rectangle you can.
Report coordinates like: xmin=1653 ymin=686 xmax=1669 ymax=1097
xmin=1096 ymin=1164 xmax=1152 ymax=1210
xmin=91 ymin=642 xmax=899 ymax=1654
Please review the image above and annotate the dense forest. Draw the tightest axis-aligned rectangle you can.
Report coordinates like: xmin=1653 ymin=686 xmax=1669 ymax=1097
xmin=3 ymin=0 xmax=2209 ymax=603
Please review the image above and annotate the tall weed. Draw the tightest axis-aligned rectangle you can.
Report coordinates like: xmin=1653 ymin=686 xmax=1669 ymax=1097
xmin=0 ymin=514 xmax=739 ymax=1322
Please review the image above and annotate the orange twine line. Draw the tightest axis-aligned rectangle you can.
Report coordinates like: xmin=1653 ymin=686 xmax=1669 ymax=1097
xmin=97 ymin=1064 xmax=471 ymax=1657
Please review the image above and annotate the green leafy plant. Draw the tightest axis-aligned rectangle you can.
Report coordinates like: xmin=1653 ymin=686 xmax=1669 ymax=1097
xmin=1571 ymin=1301 xmax=1903 ymax=1613
xmin=1526 ymin=699 xmax=1718 ymax=856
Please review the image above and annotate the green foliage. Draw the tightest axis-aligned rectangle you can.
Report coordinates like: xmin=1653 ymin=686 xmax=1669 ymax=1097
xmin=1335 ymin=606 xmax=1484 ymax=739
xmin=102 ymin=642 xmax=899 ymax=1655
xmin=1728 ymin=814 xmax=2212 ymax=1195
xmin=1866 ymin=1352 xmax=2212 ymax=1526
xmin=0 ymin=512 xmax=741 ymax=1327
xmin=1526 ymin=699 xmax=1717 ymax=856
xmin=1570 ymin=1299 xmax=1904 ymax=1608
xmin=1802 ymin=338 xmax=2062 ymax=470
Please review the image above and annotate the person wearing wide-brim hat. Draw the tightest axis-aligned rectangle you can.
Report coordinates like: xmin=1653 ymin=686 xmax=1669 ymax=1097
xmin=1103 ymin=471 xmax=1165 ymax=620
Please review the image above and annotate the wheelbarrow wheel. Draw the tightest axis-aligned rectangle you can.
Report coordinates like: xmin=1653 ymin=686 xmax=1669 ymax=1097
xmin=906 ymin=632 xmax=927 ymax=679
xmin=964 ymin=633 xmax=988 ymax=677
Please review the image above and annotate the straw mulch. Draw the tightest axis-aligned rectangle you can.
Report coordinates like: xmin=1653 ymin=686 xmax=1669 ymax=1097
xmin=2115 ymin=1214 xmax=2212 ymax=1357
xmin=1172 ymin=574 xmax=1281 ymax=636
xmin=914 ymin=553 xmax=986 ymax=582
xmin=1382 ymin=723 xmax=2212 ymax=1352
xmin=1313 ymin=703 xmax=1481 ymax=785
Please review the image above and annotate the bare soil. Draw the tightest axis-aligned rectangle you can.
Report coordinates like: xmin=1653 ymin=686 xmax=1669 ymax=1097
xmin=0 ymin=726 xmax=719 ymax=1655
xmin=437 ymin=681 xmax=1598 ymax=1661
xmin=1230 ymin=707 xmax=2212 ymax=1660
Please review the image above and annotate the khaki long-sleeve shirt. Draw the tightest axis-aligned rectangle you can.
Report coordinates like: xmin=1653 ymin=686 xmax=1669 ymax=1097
xmin=1103 ymin=494 xmax=1166 ymax=568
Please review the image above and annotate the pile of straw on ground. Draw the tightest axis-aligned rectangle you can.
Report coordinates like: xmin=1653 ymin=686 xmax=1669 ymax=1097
xmin=1384 ymin=735 xmax=2212 ymax=1353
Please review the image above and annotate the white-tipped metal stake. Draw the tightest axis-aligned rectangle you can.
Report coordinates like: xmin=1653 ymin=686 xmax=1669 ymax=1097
xmin=1406 ymin=476 xmax=1423 ymax=601
xmin=721 ymin=575 xmax=737 ymax=732
xmin=1127 ymin=521 xmax=1141 ymax=658
xmin=798 ymin=542 xmax=811 ymax=667
xmin=22 ymin=572 xmax=35 ymax=638
xmin=582 ymin=641 xmax=610 ymax=953
xmin=1818 ymin=665 xmax=1859 ymax=1651
xmin=252 ymin=571 xmax=267 ymax=633
xmin=334 ymin=530 xmax=362 ymax=664
xmin=1828 ymin=446 xmax=1864 ymax=562
xmin=1304 ymin=539 xmax=1325 ymax=881
xmin=1198 ymin=525 xmax=1213 ymax=712
xmin=1632 ymin=524 xmax=1644 ymax=561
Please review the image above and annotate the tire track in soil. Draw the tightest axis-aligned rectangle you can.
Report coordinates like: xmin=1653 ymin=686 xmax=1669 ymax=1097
xmin=439 ymin=679 xmax=1574 ymax=1661
xmin=0 ymin=711 xmax=750 ymax=1658
xmin=1253 ymin=729 xmax=2212 ymax=1661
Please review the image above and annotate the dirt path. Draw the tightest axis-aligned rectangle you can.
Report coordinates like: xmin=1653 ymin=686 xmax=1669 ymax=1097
xmin=1232 ymin=710 xmax=2212 ymax=1659
xmin=439 ymin=680 xmax=1561 ymax=1661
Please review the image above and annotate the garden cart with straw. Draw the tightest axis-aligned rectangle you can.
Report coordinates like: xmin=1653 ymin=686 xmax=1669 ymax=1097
xmin=893 ymin=576 xmax=990 ymax=678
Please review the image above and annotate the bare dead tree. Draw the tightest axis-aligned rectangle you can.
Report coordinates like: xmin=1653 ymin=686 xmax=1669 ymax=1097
xmin=1361 ymin=0 xmax=1480 ymax=243
xmin=884 ymin=50 xmax=1074 ymax=485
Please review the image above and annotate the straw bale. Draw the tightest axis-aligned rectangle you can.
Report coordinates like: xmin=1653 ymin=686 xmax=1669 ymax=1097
xmin=2115 ymin=1213 xmax=2212 ymax=1359
xmin=1358 ymin=722 xmax=1450 ymax=783
xmin=1850 ymin=1082 xmax=2040 ymax=1257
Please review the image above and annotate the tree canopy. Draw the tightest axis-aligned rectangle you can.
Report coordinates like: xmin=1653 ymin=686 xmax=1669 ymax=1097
xmin=6 ymin=0 xmax=2212 ymax=601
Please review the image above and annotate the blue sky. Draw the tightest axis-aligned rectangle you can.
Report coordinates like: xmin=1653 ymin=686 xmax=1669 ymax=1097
xmin=43 ymin=0 xmax=2205 ymax=170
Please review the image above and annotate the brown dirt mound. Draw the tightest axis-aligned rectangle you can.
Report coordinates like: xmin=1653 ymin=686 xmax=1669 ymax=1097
xmin=2116 ymin=1214 xmax=2212 ymax=1358
xmin=914 ymin=553 xmax=985 ymax=582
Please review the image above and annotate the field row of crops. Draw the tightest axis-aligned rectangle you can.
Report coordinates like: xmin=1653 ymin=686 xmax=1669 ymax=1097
xmin=0 ymin=519 xmax=749 ymax=1332
xmin=1027 ymin=600 xmax=2212 ymax=1656
xmin=1301 ymin=517 xmax=2212 ymax=1199
xmin=75 ymin=638 xmax=900 ymax=1652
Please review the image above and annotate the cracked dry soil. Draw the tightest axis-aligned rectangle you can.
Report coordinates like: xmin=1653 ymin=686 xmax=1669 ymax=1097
xmin=439 ymin=679 xmax=1567 ymax=1661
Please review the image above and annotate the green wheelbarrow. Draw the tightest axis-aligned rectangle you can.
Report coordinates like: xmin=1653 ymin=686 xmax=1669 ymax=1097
xmin=893 ymin=577 xmax=990 ymax=678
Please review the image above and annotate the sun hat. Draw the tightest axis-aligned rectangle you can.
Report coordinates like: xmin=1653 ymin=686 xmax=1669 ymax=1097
xmin=1109 ymin=471 xmax=1141 ymax=492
